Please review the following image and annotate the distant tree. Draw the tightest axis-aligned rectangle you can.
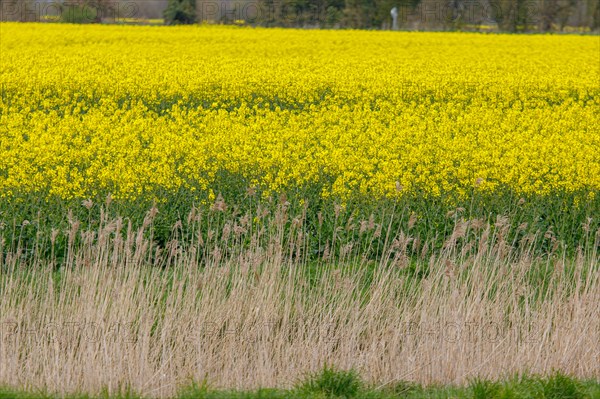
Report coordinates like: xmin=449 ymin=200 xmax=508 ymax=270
xmin=446 ymin=0 xmax=480 ymax=30
xmin=343 ymin=0 xmax=419 ymax=29
xmin=380 ymin=0 xmax=420 ymax=29
xmin=488 ymin=0 xmax=531 ymax=32
xmin=539 ymin=0 xmax=578 ymax=32
xmin=343 ymin=0 xmax=377 ymax=28
xmin=55 ymin=0 xmax=118 ymax=23
xmin=164 ymin=0 xmax=196 ymax=24
xmin=588 ymin=0 xmax=600 ymax=30
xmin=1 ymin=0 xmax=38 ymax=21
xmin=253 ymin=0 xmax=343 ymax=28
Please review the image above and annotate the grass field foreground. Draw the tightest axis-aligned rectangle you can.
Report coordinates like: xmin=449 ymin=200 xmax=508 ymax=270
xmin=0 ymin=208 xmax=598 ymax=397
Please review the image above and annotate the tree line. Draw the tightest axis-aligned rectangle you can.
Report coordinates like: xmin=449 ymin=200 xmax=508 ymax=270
xmin=1 ymin=0 xmax=599 ymax=31
xmin=164 ymin=0 xmax=600 ymax=31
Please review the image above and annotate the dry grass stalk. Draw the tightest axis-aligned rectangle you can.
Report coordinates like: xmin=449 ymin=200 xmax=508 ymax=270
xmin=0 ymin=213 xmax=598 ymax=398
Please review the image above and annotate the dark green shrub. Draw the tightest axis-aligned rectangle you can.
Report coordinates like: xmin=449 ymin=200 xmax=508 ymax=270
xmin=59 ymin=3 xmax=99 ymax=24
xmin=542 ymin=372 xmax=584 ymax=399
xmin=164 ymin=0 xmax=197 ymax=25
xmin=296 ymin=365 xmax=362 ymax=398
xmin=470 ymin=378 xmax=501 ymax=399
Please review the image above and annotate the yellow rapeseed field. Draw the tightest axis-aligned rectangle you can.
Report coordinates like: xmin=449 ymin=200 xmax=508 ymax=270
xmin=1 ymin=23 xmax=599 ymax=202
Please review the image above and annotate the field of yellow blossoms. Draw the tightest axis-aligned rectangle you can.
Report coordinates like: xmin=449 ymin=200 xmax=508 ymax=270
xmin=1 ymin=23 xmax=599 ymax=201
xmin=1 ymin=23 xmax=599 ymax=252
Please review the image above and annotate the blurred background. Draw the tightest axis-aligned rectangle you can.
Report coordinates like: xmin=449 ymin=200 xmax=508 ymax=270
xmin=1 ymin=0 xmax=599 ymax=32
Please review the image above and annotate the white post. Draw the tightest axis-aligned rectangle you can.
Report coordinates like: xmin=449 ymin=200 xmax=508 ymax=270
xmin=391 ymin=6 xmax=399 ymax=30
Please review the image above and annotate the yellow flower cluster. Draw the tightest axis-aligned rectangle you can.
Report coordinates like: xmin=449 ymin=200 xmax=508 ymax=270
xmin=1 ymin=23 xmax=599 ymax=202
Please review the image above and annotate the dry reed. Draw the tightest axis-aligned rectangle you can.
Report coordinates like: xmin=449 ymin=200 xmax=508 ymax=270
xmin=0 ymin=206 xmax=598 ymax=398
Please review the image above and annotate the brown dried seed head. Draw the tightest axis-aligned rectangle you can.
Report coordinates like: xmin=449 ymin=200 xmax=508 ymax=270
xmin=148 ymin=205 xmax=159 ymax=219
xmin=359 ymin=220 xmax=368 ymax=234
xmin=408 ymin=213 xmax=417 ymax=230
xmin=82 ymin=199 xmax=93 ymax=210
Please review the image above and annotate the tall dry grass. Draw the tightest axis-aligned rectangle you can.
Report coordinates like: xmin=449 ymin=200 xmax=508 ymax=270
xmin=0 ymin=205 xmax=598 ymax=398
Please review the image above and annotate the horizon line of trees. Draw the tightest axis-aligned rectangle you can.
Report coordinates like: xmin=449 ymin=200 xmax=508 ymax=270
xmin=1 ymin=0 xmax=599 ymax=32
